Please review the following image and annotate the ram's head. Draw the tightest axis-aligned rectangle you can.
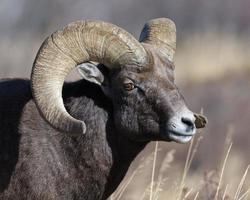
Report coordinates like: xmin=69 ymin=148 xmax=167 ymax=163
xmin=31 ymin=18 xmax=207 ymax=143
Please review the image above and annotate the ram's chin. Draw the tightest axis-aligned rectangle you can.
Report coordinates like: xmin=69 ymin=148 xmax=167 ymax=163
xmin=168 ymin=133 xmax=193 ymax=143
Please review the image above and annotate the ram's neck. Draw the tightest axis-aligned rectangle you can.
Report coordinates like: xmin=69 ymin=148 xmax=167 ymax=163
xmin=103 ymin=134 xmax=148 ymax=199
xmin=64 ymin=80 xmax=148 ymax=198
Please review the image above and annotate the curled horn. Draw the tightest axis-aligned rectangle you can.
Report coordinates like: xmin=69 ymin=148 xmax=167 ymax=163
xmin=31 ymin=20 xmax=147 ymax=136
xmin=139 ymin=18 xmax=176 ymax=62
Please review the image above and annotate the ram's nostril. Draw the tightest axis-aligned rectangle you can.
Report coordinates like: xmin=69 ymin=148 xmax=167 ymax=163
xmin=181 ymin=117 xmax=195 ymax=130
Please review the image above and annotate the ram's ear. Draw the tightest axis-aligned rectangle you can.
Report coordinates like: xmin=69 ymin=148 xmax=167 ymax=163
xmin=77 ymin=62 xmax=104 ymax=85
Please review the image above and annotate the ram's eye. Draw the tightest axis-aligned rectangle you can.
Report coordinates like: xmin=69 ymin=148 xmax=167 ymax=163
xmin=123 ymin=82 xmax=135 ymax=91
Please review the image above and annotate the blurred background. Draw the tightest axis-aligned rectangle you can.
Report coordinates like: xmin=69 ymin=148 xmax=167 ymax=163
xmin=1 ymin=0 xmax=250 ymax=199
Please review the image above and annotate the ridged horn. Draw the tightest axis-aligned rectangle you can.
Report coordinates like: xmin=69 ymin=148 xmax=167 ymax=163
xmin=31 ymin=20 xmax=147 ymax=136
xmin=139 ymin=18 xmax=176 ymax=62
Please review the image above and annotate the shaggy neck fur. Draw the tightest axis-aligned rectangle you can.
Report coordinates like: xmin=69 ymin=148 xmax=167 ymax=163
xmin=0 ymin=79 xmax=148 ymax=200
xmin=63 ymin=80 xmax=148 ymax=198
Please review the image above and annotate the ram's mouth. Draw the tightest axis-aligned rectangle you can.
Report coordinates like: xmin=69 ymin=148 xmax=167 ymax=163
xmin=168 ymin=129 xmax=196 ymax=143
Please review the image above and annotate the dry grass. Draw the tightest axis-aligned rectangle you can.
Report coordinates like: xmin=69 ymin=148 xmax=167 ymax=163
xmin=109 ymin=129 xmax=250 ymax=200
xmin=175 ymin=31 xmax=250 ymax=86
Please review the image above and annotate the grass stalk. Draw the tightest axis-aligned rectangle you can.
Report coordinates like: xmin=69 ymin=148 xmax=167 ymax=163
xmin=150 ymin=141 xmax=159 ymax=200
xmin=193 ymin=191 xmax=199 ymax=200
xmin=116 ymin=170 xmax=138 ymax=200
xmin=183 ymin=188 xmax=193 ymax=200
xmin=222 ymin=184 xmax=229 ymax=200
xmin=238 ymin=188 xmax=250 ymax=200
xmin=176 ymin=138 xmax=194 ymax=200
xmin=214 ymin=142 xmax=232 ymax=200
xmin=234 ymin=165 xmax=250 ymax=200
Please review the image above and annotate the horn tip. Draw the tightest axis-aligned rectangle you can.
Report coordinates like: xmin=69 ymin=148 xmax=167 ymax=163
xmin=66 ymin=120 xmax=87 ymax=137
xmin=80 ymin=121 xmax=87 ymax=134
xmin=77 ymin=121 xmax=87 ymax=135
xmin=146 ymin=18 xmax=176 ymax=30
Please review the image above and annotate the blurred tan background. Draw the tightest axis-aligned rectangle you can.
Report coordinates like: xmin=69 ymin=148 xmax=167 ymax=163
xmin=1 ymin=0 xmax=250 ymax=199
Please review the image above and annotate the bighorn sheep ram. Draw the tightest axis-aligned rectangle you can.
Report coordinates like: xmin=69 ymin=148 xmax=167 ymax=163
xmin=0 ymin=18 xmax=206 ymax=199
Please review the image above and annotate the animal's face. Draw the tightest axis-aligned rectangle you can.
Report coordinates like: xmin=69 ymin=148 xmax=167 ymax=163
xmin=106 ymin=45 xmax=197 ymax=143
xmin=31 ymin=19 xmax=206 ymax=138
